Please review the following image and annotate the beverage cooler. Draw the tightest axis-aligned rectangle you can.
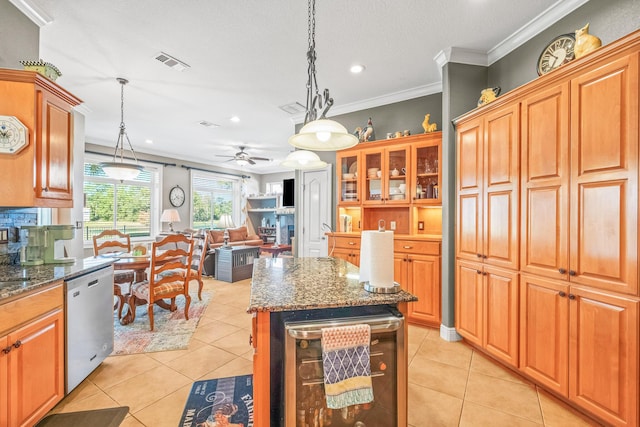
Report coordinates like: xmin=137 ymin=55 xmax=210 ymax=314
xmin=284 ymin=311 xmax=405 ymax=427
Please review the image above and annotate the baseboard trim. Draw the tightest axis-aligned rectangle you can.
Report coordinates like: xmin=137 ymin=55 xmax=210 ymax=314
xmin=440 ymin=325 xmax=462 ymax=342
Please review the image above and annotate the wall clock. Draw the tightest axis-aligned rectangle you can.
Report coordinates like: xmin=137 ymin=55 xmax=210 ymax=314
xmin=0 ymin=116 xmax=29 ymax=154
xmin=169 ymin=185 xmax=185 ymax=207
xmin=537 ymin=33 xmax=576 ymax=76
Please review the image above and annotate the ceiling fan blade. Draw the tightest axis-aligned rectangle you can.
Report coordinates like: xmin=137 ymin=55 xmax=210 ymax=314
xmin=248 ymin=159 xmax=256 ymax=165
xmin=215 ymin=154 xmax=234 ymax=158
xmin=250 ymin=156 xmax=271 ymax=161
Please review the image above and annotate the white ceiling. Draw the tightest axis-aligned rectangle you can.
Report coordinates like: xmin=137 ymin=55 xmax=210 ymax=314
xmin=20 ymin=0 xmax=585 ymax=174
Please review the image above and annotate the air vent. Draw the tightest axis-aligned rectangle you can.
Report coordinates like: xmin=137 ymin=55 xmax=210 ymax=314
xmin=279 ymin=102 xmax=306 ymax=115
xmin=153 ymin=52 xmax=190 ymax=71
xmin=198 ymin=120 xmax=220 ymax=128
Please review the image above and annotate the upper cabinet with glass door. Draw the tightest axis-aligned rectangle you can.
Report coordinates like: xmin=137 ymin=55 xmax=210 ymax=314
xmin=411 ymin=134 xmax=442 ymax=205
xmin=337 ymin=152 xmax=361 ymax=205
xmin=362 ymin=144 xmax=411 ymax=205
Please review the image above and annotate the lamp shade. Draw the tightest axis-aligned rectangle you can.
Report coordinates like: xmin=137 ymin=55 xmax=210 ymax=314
xmin=161 ymin=208 xmax=181 ymax=223
xmin=288 ymin=119 xmax=359 ymax=151
xmin=281 ymin=150 xmax=328 ymax=170
xmin=217 ymin=214 xmax=235 ymax=229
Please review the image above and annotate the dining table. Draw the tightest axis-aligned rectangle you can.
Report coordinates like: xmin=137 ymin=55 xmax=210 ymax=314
xmin=102 ymin=252 xmax=182 ymax=325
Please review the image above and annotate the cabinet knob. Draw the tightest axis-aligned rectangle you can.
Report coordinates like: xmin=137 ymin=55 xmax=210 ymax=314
xmin=476 ymin=270 xmax=482 ymax=274
xmin=408 ymin=259 xmax=412 ymax=263
xmin=482 ymin=272 xmax=487 ymax=276
xmin=2 ymin=346 xmax=11 ymax=354
xmin=558 ymin=268 xmax=567 ymax=274
xmin=42 ymin=187 xmax=49 ymax=192
xmin=476 ymin=253 xmax=482 ymax=258
xmin=559 ymin=291 xmax=566 ymax=297
xmin=483 ymin=255 xmax=488 ymax=259
xmin=403 ymin=245 xmax=412 ymax=249
xmin=569 ymin=270 xmax=577 ymax=276
xmin=13 ymin=340 xmax=21 ymax=349
xmin=568 ymin=294 xmax=576 ymax=300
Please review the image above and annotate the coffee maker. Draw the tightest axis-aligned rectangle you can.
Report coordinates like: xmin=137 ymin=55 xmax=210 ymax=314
xmin=20 ymin=226 xmax=46 ymax=265
xmin=43 ymin=225 xmax=75 ymax=264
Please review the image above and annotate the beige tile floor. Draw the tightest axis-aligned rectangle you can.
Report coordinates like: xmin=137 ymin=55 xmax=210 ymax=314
xmin=48 ymin=276 xmax=602 ymax=426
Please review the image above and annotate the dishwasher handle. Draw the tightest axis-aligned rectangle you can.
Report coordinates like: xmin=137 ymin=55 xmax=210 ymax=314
xmin=286 ymin=317 xmax=403 ymax=340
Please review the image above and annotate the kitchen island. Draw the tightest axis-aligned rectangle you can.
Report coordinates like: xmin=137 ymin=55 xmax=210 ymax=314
xmin=248 ymin=256 xmax=417 ymax=426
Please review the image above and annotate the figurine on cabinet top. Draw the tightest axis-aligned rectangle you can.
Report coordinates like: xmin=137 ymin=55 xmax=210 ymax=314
xmin=422 ymin=114 xmax=437 ymax=133
xmin=477 ymin=87 xmax=501 ymax=107
xmin=574 ymin=23 xmax=602 ymax=59
xmin=356 ymin=117 xmax=375 ymax=142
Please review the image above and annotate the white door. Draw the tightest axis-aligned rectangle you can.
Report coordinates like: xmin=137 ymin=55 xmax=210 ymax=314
xmin=300 ymin=165 xmax=332 ymax=257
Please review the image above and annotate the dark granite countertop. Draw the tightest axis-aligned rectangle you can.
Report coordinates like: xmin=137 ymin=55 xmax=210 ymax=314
xmin=247 ymin=257 xmax=417 ymax=313
xmin=0 ymin=257 xmax=114 ymax=303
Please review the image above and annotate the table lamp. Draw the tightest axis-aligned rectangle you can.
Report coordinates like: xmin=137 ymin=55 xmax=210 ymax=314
xmin=217 ymin=214 xmax=235 ymax=248
xmin=161 ymin=208 xmax=181 ymax=232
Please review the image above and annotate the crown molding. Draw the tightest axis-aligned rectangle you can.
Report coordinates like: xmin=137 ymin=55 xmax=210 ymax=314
xmin=487 ymin=0 xmax=589 ymax=64
xmin=434 ymin=0 xmax=589 ymax=72
xmin=9 ymin=0 xmax=53 ymax=26
xmin=290 ymin=82 xmax=443 ymax=124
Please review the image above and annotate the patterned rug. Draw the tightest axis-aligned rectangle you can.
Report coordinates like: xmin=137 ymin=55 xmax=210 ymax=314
xmin=112 ymin=291 xmax=211 ymax=355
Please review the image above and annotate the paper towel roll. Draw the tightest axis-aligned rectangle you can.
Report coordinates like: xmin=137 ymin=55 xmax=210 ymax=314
xmin=359 ymin=230 xmax=394 ymax=288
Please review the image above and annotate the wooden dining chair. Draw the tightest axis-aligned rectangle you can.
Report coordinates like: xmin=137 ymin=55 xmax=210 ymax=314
xmin=93 ymin=229 xmax=135 ymax=320
xmin=189 ymin=231 xmax=208 ymax=300
xmin=128 ymin=233 xmax=194 ymax=331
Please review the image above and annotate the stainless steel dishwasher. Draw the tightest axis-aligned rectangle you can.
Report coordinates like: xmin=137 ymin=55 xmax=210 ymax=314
xmin=65 ymin=265 xmax=114 ymax=393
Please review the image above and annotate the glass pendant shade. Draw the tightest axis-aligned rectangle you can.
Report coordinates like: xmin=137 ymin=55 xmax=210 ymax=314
xmin=281 ymin=150 xmax=328 ymax=170
xmin=99 ymin=162 xmax=143 ymax=181
xmin=289 ymin=119 xmax=358 ymax=151
xmin=235 ymin=159 xmax=249 ymax=166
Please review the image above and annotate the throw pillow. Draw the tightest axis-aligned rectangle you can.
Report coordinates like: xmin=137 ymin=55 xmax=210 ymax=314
xmin=227 ymin=226 xmax=248 ymax=241
xmin=209 ymin=230 xmax=224 ymax=244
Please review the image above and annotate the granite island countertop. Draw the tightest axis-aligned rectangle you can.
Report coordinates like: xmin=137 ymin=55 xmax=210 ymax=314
xmin=0 ymin=256 xmax=115 ymax=303
xmin=247 ymin=256 xmax=417 ymax=313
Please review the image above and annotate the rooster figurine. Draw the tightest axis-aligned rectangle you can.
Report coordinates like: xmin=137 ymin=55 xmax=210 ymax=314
xmin=360 ymin=117 xmax=375 ymax=142
xmin=422 ymin=114 xmax=437 ymax=133
xmin=574 ymin=23 xmax=602 ymax=59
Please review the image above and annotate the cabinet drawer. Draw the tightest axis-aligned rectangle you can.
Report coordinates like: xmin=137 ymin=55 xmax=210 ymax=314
xmin=0 ymin=283 xmax=63 ymax=335
xmin=394 ymin=239 xmax=440 ymax=255
xmin=332 ymin=236 xmax=361 ymax=250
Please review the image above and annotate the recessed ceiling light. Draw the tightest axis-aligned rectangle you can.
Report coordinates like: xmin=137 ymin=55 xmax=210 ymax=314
xmin=145 ymin=139 xmax=153 ymax=144
xmin=230 ymin=116 xmax=240 ymax=123
xmin=350 ymin=64 xmax=366 ymax=74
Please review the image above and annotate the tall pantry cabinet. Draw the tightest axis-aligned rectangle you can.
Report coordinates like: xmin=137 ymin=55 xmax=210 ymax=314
xmin=455 ymin=30 xmax=640 ymax=427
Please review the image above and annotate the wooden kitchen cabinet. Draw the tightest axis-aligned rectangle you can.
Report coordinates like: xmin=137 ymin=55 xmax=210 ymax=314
xmin=456 ymin=103 xmax=520 ymax=271
xmin=411 ymin=134 xmax=442 ymax=205
xmin=394 ymin=239 xmax=441 ymax=326
xmin=362 ymin=143 xmax=411 ymax=205
xmin=0 ymin=284 xmax=64 ymax=427
xmin=337 ymin=151 xmax=361 ymax=205
xmin=455 ymin=260 xmax=519 ymax=367
xmin=0 ymin=69 xmax=81 ymax=208
xmin=330 ymin=235 xmax=361 ymax=266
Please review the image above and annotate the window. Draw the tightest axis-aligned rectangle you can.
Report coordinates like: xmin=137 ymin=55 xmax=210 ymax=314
xmin=192 ymin=171 xmax=241 ymax=229
xmin=83 ymin=156 xmax=160 ymax=242
xmin=266 ymin=181 xmax=283 ymax=195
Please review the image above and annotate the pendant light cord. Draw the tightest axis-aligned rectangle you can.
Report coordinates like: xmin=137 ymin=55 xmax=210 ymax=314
xmin=113 ymin=78 xmax=139 ymax=164
xmin=304 ymin=0 xmax=333 ymax=125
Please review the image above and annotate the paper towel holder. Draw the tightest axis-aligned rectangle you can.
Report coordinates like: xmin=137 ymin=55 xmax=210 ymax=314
xmin=363 ymin=280 xmax=401 ymax=294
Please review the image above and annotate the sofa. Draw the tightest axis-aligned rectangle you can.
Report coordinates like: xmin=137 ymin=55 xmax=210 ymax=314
xmin=203 ymin=226 xmax=263 ymax=276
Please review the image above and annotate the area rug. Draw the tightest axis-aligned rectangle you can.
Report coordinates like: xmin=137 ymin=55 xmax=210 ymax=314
xmin=112 ymin=291 xmax=211 ymax=355
xmin=35 ymin=406 xmax=129 ymax=427
xmin=179 ymin=375 xmax=254 ymax=427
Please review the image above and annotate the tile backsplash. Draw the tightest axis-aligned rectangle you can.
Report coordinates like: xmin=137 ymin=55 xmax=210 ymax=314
xmin=0 ymin=208 xmax=38 ymax=265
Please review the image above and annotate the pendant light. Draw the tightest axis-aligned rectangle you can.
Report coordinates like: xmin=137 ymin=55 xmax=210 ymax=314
xmin=287 ymin=0 xmax=358 ymax=152
xmin=99 ymin=78 xmax=144 ymax=181
xmin=281 ymin=150 xmax=327 ymax=170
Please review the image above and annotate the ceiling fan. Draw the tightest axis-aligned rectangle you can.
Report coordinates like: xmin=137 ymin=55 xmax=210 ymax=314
xmin=216 ymin=146 xmax=271 ymax=166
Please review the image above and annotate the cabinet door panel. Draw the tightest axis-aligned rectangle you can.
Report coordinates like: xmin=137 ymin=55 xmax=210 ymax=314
xmin=484 ymin=104 xmax=520 ymax=270
xmin=483 ymin=266 xmax=519 ymax=367
xmin=408 ymin=255 xmax=440 ymax=325
xmin=394 ymin=255 xmax=408 ymax=291
xmin=569 ymin=286 xmax=638 ymax=426
xmin=456 ymin=118 xmax=483 ymax=261
xmin=455 ymin=260 xmax=483 ymax=346
xmin=9 ymin=310 xmax=64 ymax=427
xmin=570 ymin=54 xmax=638 ymax=295
xmin=0 ymin=335 xmax=7 ymax=427
xmin=521 ymin=83 xmax=569 ymax=279
xmin=519 ymin=274 xmax=569 ymax=395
